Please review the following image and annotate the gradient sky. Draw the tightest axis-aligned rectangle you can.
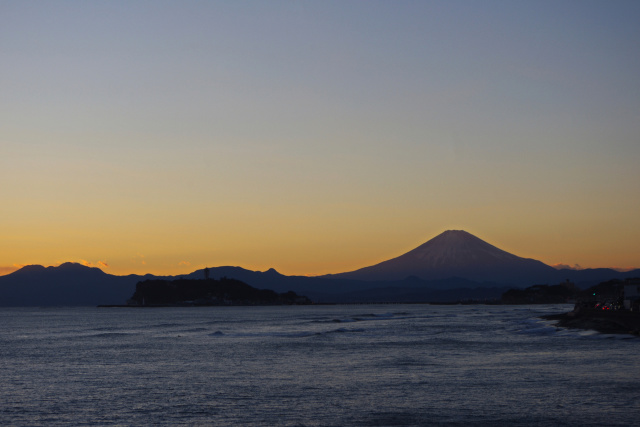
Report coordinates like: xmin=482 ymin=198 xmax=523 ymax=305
xmin=2 ymin=1 xmax=639 ymax=276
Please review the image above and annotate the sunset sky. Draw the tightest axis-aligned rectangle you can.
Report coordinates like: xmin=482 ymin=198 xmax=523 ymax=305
xmin=2 ymin=1 xmax=639 ymax=277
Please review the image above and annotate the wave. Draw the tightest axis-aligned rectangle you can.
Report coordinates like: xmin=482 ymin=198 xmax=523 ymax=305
xmin=513 ymin=318 xmax=561 ymax=336
xmin=208 ymin=326 xmax=367 ymax=339
xmin=311 ymin=311 xmax=415 ymax=324
xmin=320 ymin=327 xmax=366 ymax=335
xmin=514 ymin=318 xmax=640 ymax=340
xmin=87 ymin=332 xmax=137 ymax=339
xmin=177 ymin=327 xmax=210 ymax=333
xmin=149 ymin=322 xmax=184 ymax=329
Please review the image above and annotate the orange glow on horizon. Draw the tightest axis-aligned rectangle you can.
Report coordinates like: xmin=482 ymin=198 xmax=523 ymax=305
xmin=2 ymin=241 xmax=638 ymax=279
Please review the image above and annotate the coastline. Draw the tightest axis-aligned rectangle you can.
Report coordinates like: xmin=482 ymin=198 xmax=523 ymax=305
xmin=542 ymin=309 xmax=640 ymax=336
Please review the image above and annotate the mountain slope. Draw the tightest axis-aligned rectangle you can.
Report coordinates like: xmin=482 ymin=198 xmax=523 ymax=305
xmin=328 ymin=230 xmax=558 ymax=285
xmin=0 ymin=263 xmax=145 ymax=306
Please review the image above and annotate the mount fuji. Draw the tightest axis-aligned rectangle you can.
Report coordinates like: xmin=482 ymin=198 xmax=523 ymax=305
xmin=327 ymin=230 xmax=558 ymax=284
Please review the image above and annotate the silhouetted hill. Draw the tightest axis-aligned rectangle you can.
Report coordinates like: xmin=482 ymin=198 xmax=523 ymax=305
xmin=501 ymin=282 xmax=580 ymax=304
xmin=0 ymin=263 xmax=143 ymax=306
xmin=128 ymin=278 xmax=311 ymax=306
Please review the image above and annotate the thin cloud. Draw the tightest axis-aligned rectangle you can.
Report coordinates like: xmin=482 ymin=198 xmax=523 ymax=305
xmin=552 ymin=263 xmax=637 ymax=272
xmin=610 ymin=266 xmax=637 ymax=272
xmin=0 ymin=265 xmax=23 ymax=276
xmin=178 ymin=261 xmax=191 ymax=267
xmin=77 ymin=260 xmax=110 ymax=269
xmin=551 ymin=263 xmax=583 ymax=270
xmin=132 ymin=254 xmax=146 ymax=266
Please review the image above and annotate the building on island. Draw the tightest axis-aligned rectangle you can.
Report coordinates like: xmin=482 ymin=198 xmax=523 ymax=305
xmin=623 ymin=279 xmax=640 ymax=311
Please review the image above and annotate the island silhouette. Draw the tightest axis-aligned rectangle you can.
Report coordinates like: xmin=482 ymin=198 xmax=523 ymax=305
xmin=126 ymin=277 xmax=311 ymax=307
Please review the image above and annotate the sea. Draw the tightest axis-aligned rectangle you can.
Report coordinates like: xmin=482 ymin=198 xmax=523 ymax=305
xmin=1 ymin=304 xmax=638 ymax=426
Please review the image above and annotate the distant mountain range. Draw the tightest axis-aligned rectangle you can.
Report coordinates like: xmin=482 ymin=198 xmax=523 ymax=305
xmin=1 ymin=230 xmax=638 ymax=306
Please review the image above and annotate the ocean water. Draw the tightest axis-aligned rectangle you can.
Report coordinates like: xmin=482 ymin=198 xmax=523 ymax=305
xmin=0 ymin=304 xmax=638 ymax=426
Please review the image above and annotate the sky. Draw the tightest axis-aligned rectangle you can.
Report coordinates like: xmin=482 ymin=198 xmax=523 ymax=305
xmin=2 ymin=0 xmax=639 ymax=277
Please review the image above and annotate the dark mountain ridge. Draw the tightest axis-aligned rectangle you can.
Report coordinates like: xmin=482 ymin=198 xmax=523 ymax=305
xmin=0 ymin=263 xmax=139 ymax=306
xmin=1 ymin=230 xmax=637 ymax=305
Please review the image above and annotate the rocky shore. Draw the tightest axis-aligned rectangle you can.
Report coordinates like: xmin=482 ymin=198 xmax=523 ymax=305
xmin=542 ymin=309 xmax=640 ymax=335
